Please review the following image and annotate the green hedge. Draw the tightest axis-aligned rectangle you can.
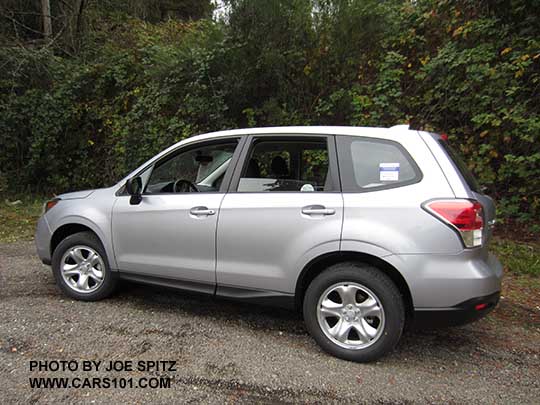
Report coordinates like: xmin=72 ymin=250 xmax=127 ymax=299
xmin=0 ymin=1 xmax=538 ymax=227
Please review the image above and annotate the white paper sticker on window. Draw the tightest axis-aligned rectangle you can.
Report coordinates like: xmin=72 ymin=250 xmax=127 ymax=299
xmin=379 ymin=163 xmax=400 ymax=181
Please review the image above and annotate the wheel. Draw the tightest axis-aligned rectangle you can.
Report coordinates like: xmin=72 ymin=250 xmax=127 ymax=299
xmin=303 ymin=262 xmax=405 ymax=362
xmin=51 ymin=231 xmax=117 ymax=301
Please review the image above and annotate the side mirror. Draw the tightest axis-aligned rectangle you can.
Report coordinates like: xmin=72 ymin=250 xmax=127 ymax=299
xmin=126 ymin=177 xmax=143 ymax=205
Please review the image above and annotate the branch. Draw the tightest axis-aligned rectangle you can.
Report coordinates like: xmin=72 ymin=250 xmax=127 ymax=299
xmin=1 ymin=11 xmax=45 ymax=36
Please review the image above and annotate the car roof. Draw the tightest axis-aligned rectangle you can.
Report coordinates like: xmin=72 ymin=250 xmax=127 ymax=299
xmin=184 ymin=124 xmax=412 ymax=144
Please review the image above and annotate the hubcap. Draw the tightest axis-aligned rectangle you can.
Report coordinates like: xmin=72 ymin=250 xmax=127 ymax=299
xmin=317 ymin=282 xmax=385 ymax=350
xmin=60 ymin=246 xmax=105 ymax=293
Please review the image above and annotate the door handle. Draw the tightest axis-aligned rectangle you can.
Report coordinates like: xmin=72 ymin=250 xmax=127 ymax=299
xmin=301 ymin=205 xmax=335 ymax=216
xmin=190 ymin=206 xmax=216 ymax=216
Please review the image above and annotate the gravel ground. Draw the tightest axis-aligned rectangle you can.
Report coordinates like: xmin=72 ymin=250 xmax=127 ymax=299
xmin=1 ymin=241 xmax=539 ymax=404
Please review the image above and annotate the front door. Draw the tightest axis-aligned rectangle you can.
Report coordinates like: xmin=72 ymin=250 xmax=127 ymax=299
xmin=112 ymin=138 xmax=242 ymax=291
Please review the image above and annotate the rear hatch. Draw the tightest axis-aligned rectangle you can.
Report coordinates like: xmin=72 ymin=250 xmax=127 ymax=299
xmin=433 ymin=134 xmax=496 ymax=246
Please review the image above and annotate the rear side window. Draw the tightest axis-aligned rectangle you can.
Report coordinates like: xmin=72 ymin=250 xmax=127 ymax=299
xmin=437 ymin=139 xmax=480 ymax=193
xmin=236 ymin=137 xmax=336 ymax=192
xmin=337 ymin=136 xmax=421 ymax=192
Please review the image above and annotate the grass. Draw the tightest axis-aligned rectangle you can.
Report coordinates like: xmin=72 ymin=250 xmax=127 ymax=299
xmin=0 ymin=197 xmax=538 ymax=278
xmin=490 ymin=237 xmax=540 ymax=277
xmin=0 ymin=197 xmax=44 ymax=243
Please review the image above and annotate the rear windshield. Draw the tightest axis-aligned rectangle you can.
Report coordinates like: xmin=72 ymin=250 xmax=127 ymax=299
xmin=437 ymin=138 xmax=480 ymax=193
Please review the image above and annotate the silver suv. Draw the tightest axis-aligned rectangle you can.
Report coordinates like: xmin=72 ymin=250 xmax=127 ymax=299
xmin=35 ymin=126 xmax=502 ymax=362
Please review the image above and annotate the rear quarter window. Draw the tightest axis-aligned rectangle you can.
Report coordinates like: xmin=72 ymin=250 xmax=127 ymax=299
xmin=337 ymin=136 xmax=422 ymax=192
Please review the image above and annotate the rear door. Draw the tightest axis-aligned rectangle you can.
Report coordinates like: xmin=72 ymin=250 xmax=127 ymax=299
xmin=216 ymin=134 xmax=343 ymax=295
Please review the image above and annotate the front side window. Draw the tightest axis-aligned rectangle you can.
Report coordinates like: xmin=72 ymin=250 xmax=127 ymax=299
xmin=337 ymin=136 xmax=421 ymax=192
xmin=237 ymin=138 xmax=332 ymax=192
xmin=145 ymin=140 xmax=238 ymax=193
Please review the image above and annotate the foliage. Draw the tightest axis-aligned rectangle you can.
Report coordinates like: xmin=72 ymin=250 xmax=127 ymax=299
xmin=491 ymin=237 xmax=540 ymax=277
xmin=0 ymin=0 xmax=539 ymax=227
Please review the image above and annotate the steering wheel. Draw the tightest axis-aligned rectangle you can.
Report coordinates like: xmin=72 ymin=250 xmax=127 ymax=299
xmin=173 ymin=179 xmax=198 ymax=193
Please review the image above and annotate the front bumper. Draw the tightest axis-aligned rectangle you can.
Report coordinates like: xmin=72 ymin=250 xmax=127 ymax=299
xmin=35 ymin=215 xmax=52 ymax=265
xmin=412 ymin=291 xmax=500 ymax=328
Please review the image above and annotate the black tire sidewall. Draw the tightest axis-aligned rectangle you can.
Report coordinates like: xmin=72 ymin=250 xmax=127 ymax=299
xmin=52 ymin=231 xmax=116 ymax=301
xmin=303 ymin=264 xmax=405 ymax=362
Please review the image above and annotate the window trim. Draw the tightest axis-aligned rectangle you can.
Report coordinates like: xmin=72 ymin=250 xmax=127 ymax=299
xmin=228 ymin=134 xmax=341 ymax=193
xmin=336 ymin=135 xmax=423 ymax=193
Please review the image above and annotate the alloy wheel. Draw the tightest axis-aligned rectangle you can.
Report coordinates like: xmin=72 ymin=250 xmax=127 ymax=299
xmin=317 ymin=282 xmax=385 ymax=350
xmin=60 ymin=245 xmax=105 ymax=293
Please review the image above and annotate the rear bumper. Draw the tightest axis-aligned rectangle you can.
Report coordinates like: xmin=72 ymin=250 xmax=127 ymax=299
xmin=386 ymin=250 xmax=503 ymax=308
xmin=412 ymin=291 xmax=500 ymax=328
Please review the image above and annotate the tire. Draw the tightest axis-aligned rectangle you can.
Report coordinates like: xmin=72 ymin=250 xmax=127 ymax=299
xmin=52 ymin=231 xmax=117 ymax=301
xmin=303 ymin=262 xmax=405 ymax=362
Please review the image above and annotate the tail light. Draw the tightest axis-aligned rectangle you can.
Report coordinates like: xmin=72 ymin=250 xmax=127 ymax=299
xmin=423 ymin=199 xmax=484 ymax=248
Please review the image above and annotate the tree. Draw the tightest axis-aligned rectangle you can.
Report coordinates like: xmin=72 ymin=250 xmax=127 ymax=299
xmin=41 ymin=0 xmax=52 ymax=38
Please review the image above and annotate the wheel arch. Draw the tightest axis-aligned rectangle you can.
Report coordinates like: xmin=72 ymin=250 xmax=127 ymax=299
xmin=50 ymin=223 xmax=99 ymax=256
xmin=295 ymin=251 xmax=414 ymax=321
xmin=49 ymin=219 xmax=116 ymax=271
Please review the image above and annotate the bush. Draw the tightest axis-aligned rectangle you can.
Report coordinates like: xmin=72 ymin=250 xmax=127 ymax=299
xmin=0 ymin=0 xmax=538 ymax=228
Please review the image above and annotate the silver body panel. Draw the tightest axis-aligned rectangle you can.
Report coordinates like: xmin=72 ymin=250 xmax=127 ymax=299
xmin=35 ymin=125 xmax=502 ymax=309
xmin=111 ymin=193 xmax=224 ymax=284
xmin=216 ymin=192 xmax=343 ymax=292
xmin=36 ymin=187 xmax=118 ymax=269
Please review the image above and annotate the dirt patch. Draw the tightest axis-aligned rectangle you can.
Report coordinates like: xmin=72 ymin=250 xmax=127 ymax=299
xmin=496 ymin=273 xmax=540 ymax=329
xmin=1 ymin=241 xmax=539 ymax=404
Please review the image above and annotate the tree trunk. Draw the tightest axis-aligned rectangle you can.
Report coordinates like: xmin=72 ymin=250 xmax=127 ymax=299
xmin=75 ymin=0 xmax=85 ymax=35
xmin=41 ymin=0 xmax=52 ymax=38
